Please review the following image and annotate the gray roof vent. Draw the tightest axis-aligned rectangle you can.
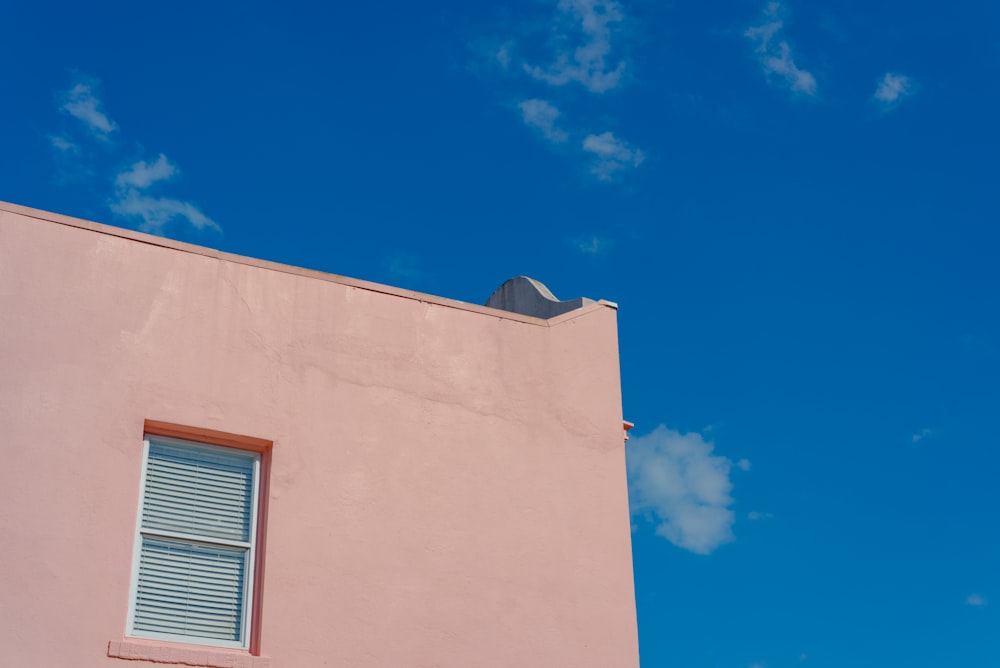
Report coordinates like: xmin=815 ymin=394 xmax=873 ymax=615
xmin=485 ymin=277 xmax=594 ymax=319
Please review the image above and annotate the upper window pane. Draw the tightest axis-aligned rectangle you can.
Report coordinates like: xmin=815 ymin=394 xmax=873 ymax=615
xmin=141 ymin=439 xmax=257 ymax=542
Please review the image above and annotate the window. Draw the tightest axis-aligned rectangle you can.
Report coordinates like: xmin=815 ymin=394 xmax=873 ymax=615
xmin=126 ymin=426 xmax=268 ymax=651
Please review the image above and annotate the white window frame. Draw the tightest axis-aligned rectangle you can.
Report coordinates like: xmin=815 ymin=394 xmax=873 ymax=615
xmin=125 ymin=434 xmax=262 ymax=650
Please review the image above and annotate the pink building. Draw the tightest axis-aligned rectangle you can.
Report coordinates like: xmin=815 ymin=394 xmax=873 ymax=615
xmin=0 ymin=201 xmax=639 ymax=667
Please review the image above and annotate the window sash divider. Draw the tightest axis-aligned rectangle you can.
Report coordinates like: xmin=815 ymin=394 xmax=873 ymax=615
xmin=139 ymin=528 xmax=252 ymax=550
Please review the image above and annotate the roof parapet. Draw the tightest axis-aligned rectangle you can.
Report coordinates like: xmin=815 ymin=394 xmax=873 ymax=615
xmin=485 ymin=276 xmax=595 ymax=319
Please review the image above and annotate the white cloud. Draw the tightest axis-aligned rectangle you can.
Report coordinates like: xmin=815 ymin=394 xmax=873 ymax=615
xmin=911 ymin=428 xmax=933 ymax=443
xmin=111 ymin=155 xmax=219 ymax=234
xmin=873 ymin=72 xmax=917 ymax=109
xmin=495 ymin=42 xmax=513 ymax=70
xmin=516 ymin=104 xmax=644 ymax=184
xmin=582 ymin=131 xmax=644 ymax=180
xmin=60 ymin=78 xmax=118 ymax=137
xmin=51 ymin=75 xmax=219 ymax=236
xmin=49 ymin=134 xmax=92 ymax=185
xmin=966 ymin=593 xmax=988 ymax=607
xmin=115 ymin=154 xmax=177 ymax=190
xmin=49 ymin=135 xmax=79 ymax=154
xmin=524 ymin=0 xmax=627 ymax=93
xmin=762 ymin=42 xmax=817 ymax=95
xmin=627 ymin=425 xmax=737 ymax=555
xmin=744 ymin=5 xmax=782 ymax=52
xmin=479 ymin=3 xmax=641 ymax=182
xmin=747 ymin=510 xmax=774 ymax=521
xmin=518 ymin=99 xmax=569 ymax=143
xmin=573 ymin=234 xmax=612 ymax=255
xmin=111 ymin=190 xmax=220 ymax=235
xmin=745 ymin=3 xmax=817 ymax=96
xmin=737 ymin=458 xmax=752 ymax=471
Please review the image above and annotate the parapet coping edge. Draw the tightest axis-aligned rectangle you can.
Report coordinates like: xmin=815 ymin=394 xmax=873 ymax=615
xmin=0 ymin=200 xmax=617 ymax=327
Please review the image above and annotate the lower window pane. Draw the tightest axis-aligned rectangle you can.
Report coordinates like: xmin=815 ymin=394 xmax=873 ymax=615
xmin=133 ymin=536 xmax=247 ymax=642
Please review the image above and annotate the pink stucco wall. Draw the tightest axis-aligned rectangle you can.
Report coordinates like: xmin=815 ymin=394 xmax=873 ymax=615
xmin=0 ymin=202 xmax=639 ymax=667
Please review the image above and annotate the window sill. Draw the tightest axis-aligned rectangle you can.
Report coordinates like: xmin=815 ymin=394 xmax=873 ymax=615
xmin=108 ymin=639 xmax=271 ymax=667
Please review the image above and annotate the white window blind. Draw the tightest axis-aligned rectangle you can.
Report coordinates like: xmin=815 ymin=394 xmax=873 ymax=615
xmin=128 ymin=436 xmax=260 ymax=649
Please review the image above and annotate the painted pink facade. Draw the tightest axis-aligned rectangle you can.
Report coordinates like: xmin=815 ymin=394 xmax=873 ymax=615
xmin=0 ymin=201 xmax=639 ymax=667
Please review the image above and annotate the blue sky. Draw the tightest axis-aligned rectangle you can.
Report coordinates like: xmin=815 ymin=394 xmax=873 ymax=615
xmin=3 ymin=0 xmax=999 ymax=665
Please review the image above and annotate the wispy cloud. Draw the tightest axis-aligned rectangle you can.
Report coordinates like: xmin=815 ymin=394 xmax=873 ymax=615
xmin=480 ymin=1 xmax=641 ymax=183
xmin=911 ymin=428 xmax=933 ymax=443
xmin=495 ymin=41 xmax=514 ymax=70
xmin=573 ymin=234 xmax=612 ymax=255
xmin=60 ymin=78 xmax=118 ymax=138
xmin=966 ymin=593 xmax=988 ymax=607
xmin=511 ymin=105 xmax=645 ymax=182
xmin=627 ymin=426 xmax=737 ymax=554
xmin=747 ymin=510 xmax=774 ymax=521
xmin=582 ymin=131 xmax=644 ymax=180
xmin=52 ymin=74 xmax=219 ymax=235
xmin=518 ymin=99 xmax=569 ymax=143
xmin=49 ymin=135 xmax=79 ymax=154
xmin=115 ymin=154 xmax=176 ymax=190
xmin=737 ymin=458 xmax=752 ymax=471
xmin=110 ymin=190 xmax=219 ymax=235
xmin=524 ymin=0 xmax=627 ymax=93
xmin=384 ymin=251 xmax=424 ymax=281
xmin=110 ymin=155 xmax=219 ymax=234
xmin=873 ymin=72 xmax=917 ymax=110
xmin=745 ymin=3 xmax=817 ymax=96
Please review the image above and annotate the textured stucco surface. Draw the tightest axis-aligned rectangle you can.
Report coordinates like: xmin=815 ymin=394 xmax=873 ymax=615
xmin=0 ymin=204 xmax=639 ymax=668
